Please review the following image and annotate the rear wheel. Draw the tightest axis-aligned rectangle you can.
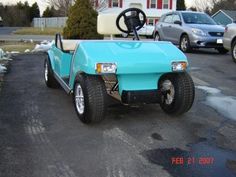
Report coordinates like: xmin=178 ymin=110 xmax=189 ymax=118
xmin=44 ymin=57 xmax=59 ymax=88
xmin=217 ymin=48 xmax=228 ymax=54
xmin=73 ymin=74 xmax=107 ymax=124
xmin=180 ymin=35 xmax=192 ymax=53
xmin=159 ymin=72 xmax=195 ymax=115
xmin=231 ymin=40 xmax=236 ymax=63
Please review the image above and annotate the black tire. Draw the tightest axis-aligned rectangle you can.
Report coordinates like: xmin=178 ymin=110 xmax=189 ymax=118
xmin=73 ymin=74 xmax=107 ymax=124
xmin=217 ymin=48 xmax=228 ymax=54
xmin=231 ymin=40 xmax=236 ymax=63
xmin=180 ymin=35 xmax=192 ymax=53
xmin=44 ymin=56 xmax=59 ymax=88
xmin=159 ymin=72 xmax=195 ymax=115
xmin=154 ymin=32 xmax=161 ymax=41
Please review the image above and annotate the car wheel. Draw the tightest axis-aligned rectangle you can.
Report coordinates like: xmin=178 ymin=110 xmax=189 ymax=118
xmin=44 ymin=57 xmax=59 ymax=88
xmin=122 ymin=33 xmax=128 ymax=38
xmin=74 ymin=74 xmax=107 ymax=124
xmin=159 ymin=72 xmax=195 ymax=115
xmin=217 ymin=48 xmax=228 ymax=54
xmin=154 ymin=33 xmax=160 ymax=41
xmin=180 ymin=35 xmax=192 ymax=53
xmin=231 ymin=41 xmax=236 ymax=63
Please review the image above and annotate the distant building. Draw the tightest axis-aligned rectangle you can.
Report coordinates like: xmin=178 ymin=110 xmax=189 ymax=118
xmin=212 ymin=10 xmax=236 ymax=26
xmin=0 ymin=16 xmax=3 ymax=27
xmin=95 ymin=0 xmax=177 ymax=25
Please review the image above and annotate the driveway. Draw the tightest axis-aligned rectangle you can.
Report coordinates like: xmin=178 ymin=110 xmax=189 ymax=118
xmin=0 ymin=27 xmax=20 ymax=35
xmin=0 ymin=51 xmax=236 ymax=177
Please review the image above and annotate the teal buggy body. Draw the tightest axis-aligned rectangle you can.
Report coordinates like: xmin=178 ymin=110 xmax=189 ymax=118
xmin=44 ymin=8 xmax=194 ymax=124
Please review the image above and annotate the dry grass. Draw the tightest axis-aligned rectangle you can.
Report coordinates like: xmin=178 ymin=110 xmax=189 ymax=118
xmin=14 ymin=27 xmax=63 ymax=35
xmin=0 ymin=42 xmax=35 ymax=53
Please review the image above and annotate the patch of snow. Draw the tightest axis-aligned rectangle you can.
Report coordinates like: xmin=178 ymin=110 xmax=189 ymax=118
xmin=196 ymin=86 xmax=236 ymax=121
xmin=25 ymin=49 xmax=30 ymax=53
xmin=196 ymin=86 xmax=221 ymax=94
xmin=0 ymin=64 xmax=7 ymax=73
xmin=0 ymin=49 xmax=12 ymax=60
xmin=0 ymin=48 xmax=4 ymax=59
xmin=32 ymin=41 xmax=54 ymax=52
xmin=11 ymin=51 xmax=20 ymax=54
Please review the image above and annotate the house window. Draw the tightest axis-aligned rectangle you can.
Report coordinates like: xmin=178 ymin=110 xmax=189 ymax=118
xmin=150 ymin=0 xmax=156 ymax=8
xmin=163 ymin=0 xmax=169 ymax=9
xmin=112 ymin=0 xmax=119 ymax=7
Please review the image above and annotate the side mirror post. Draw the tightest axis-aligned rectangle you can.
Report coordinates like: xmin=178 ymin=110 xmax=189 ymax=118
xmin=174 ymin=20 xmax=182 ymax=25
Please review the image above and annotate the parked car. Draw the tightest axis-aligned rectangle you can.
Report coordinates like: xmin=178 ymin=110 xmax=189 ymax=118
xmin=223 ymin=22 xmax=236 ymax=62
xmin=122 ymin=24 xmax=155 ymax=38
xmin=154 ymin=11 xmax=228 ymax=54
xmin=44 ymin=8 xmax=195 ymax=124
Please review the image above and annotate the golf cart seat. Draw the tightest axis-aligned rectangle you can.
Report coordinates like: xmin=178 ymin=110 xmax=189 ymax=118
xmin=97 ymin=13 xmax=126 ymax=35
xmin=55 ymin=34 xmax=81 ymax=52
xmin=62 ymin=40 xmax=81 ymax=51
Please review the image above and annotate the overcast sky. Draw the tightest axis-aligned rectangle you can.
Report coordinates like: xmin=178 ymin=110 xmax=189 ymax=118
xmin=0 ymin=0 xmax=193 ymax=15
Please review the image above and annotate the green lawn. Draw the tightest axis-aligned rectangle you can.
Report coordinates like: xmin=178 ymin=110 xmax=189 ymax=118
xmin=14 ymin=27 xmax=63 ymax=35
xmin=0 ymin=42 xmax=35 ymax=53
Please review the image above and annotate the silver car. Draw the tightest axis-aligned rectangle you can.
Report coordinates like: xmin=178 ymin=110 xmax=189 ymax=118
xmin=154 ymin=11 xmax=228 ymax=54
xmin=223 ymin=23 xmax=236 ymax=63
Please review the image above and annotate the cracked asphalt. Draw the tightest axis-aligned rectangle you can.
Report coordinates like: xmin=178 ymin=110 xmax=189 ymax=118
xmin=0 ymin=50 xmax=236 ymax=177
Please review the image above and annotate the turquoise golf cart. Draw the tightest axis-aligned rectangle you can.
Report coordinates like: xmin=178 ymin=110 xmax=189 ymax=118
xmin=44 ymin=8 xmax=195 ymax=124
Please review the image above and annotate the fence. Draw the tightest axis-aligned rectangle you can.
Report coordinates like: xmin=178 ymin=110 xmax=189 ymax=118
xmin=33 ymin=17 xmax=68 ymax=28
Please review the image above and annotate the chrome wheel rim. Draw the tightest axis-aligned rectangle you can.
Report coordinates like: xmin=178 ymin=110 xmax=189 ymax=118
xmin=75 ymin=84 xmax=85 ymax=114
xmin=161 ymin=80 xmax=175 ymax=105
xmin=233 ymin=44 xmax=236 ymax=59
xmin=181 ymin=37 xmax=188 ymax=51
xmin=44 ymin=62 xmax=48 ymax=82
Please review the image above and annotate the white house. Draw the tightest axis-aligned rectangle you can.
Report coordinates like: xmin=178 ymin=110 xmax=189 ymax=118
xmin=95 ymin=0 xmax=177 ymax=25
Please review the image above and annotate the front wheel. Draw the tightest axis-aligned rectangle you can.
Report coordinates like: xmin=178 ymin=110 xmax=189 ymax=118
xmin=159 ymin=72 xmax=195 ymax=115
xmin=73 ymin=74 xmax=107 ymax=124
xmin=231 ymin=41 xmax=236 ymax=63
xmin=180 ymin=35 xmax=192 ymax=53
xmin=217 ymin=48 xmax=228 ymax=54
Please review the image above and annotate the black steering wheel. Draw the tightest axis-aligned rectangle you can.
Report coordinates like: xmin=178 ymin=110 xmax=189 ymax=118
xmin=116 ymin=8 xmax=147 ymax=34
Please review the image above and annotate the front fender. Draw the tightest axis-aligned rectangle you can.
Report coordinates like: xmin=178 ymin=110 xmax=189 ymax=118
xmin=47 ymin=50 xmax=56 ymax=71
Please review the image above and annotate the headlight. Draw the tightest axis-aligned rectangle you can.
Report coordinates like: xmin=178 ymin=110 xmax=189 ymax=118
xmin=172 ymin=62 xmax=187 ymax=71
xmin=191 ymin=28 xmax=207 ymax=36
xmin=96 ymin=63 xmax=117 ymax=74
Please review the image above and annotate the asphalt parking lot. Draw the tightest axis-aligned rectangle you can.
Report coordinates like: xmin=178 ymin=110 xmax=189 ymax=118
xmin=0 ymin=49 xmax=236 ymax=177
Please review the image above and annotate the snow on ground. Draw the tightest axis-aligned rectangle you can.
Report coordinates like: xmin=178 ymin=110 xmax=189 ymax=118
xmin=0 ymin=64 xmax=6 ymax=73
xmin=32 ymin=40 xmax=54 ymax=52
xmin=0 ymin=48 xmax=4 ymax=59
xmin=0 ymin=48 xmax=10 ymax=73
xmin=196 ymin=86 xmax=236 ymax=121
xmin=24 ymin=49 xmax=30 ymax=53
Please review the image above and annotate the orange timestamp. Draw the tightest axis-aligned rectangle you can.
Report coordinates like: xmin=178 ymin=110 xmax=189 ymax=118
xmin=171 ymin=157 xmax=214 ymax=165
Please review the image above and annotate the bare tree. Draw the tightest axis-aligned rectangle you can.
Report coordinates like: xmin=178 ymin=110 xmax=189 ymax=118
xmin=192 ymin=0 xmax=217 ymax=12
xmin=45 ymin=0 xmax=108 ymax=16
xmin=211 ymin=0 xmax=236 ymax=14
xmin=46 ymin=0 xmax=74 ymax=16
